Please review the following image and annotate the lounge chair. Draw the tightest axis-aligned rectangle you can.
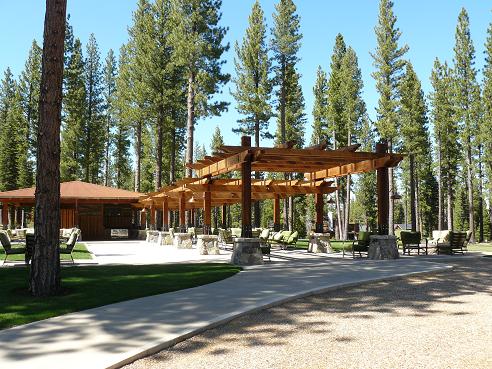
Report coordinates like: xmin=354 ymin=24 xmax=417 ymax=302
xmin=259 ymin=229 xmax=271 ymax=261
xmin=400 ymin=231 xmax=428 ymax=255
xmin=436 ymin=231 xmax=467 ymax=255
xmin=59 ymin=229 xmax=80 ymax=264
xmin=218 ymin=229 xmax=234 ymax=250
xmin=269 ymin=230 xmax=291 ymax=248
xmin=0 ymin=231 xmax=26 ymax=265
xmin=344 ymin=231 xmax=372 ymax=258
xmin=279 ymin=231 xmax=298 ymax=249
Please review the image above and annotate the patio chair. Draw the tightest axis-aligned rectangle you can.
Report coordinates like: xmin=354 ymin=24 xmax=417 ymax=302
xmin=436 ymin=231 xmax=467 ymax=255
xmin=400 ymin=231 xmax=428 ymax=255
xmin=269 ymin=230 xmax=291 ymax=248
xmin=258 ymin=229 xmax=271 ymax=261
xmin=59 ymin=229 xmax=80 ymax=264
xmin=218 ymin=229 xmax=234 ymax=250
xmin=0 ymin=231 xmax=26 ymax=265
xmin=343 ymin=231 xmax=372 ymax=258
xmin=280 ymin=231 xmax=298 ymax=249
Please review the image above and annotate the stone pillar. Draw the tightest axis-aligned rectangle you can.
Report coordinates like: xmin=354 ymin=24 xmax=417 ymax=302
xmin=197 ymin=234 xmax=220 ymax=255
xmin=179 ymin=192 xmax=186 ymax=233
xmin=376 ymin=142 xmax=389 ymax=235
xmin=231 ymin=237 xmax=263 ymax=265
xmin=273 ymin=194 xmax=280 ymax=232
xmin=203 ymin=190 xmax=211 ymax=235
xmin=368 ymin=235 xmax=399 ymax=259
xmin=162 ymin=197 xmax=169 ymax=231
xmin=315 ymin=193 xmax=324 ymax=233
xmin=241 ymin=136 xmax=252 ymax=238
xmin=308 ymin=233 xmax=333 ymax=253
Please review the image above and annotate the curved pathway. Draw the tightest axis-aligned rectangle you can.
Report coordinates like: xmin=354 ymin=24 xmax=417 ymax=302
xmin=0 ymin=258 xmax=450 ymax=369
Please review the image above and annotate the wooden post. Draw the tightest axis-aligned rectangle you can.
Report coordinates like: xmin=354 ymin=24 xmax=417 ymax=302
xmin=150 ymin=204 xmax=156 ymax=230
xmin=376 ymin=142 xmax=389 ymax=235
xmin=315 ymin=193 xmax=324 ymax=233
xmin=140 ymin=209 xmax=147 ymax=229
xmin=241 ymin=136 xmax=252 ymax=238
xmin=273 ymin=195 xmax=280 ymax=231
xmin=74 ymin=199 xmax=79 ymax=227
xmin=1 ymin=203 xmax=8 ymax=229
xmin=15 ymin=205 xmax=21 ymax=228
xmin=162 ymin=197 xmax=169 ymax=231
xmin=221 ymin=204 xmax=227 ymax=229
xmin=179 ymin=192 xmax=186 ymax=233
xmin=203 ymin=190 xmax=211 ymax=235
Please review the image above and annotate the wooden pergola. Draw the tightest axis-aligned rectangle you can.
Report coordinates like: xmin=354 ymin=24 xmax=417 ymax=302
xmin=142 ymin=136 xmax=403 ymax=237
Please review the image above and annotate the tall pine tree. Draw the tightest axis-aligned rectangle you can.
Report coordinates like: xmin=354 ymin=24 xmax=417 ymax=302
xmin=371 ymin=0 xmax=408 ymax=234
xmin=102 ymin=49 xmax=117 ymax=186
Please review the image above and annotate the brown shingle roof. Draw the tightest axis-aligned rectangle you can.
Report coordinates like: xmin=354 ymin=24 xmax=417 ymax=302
xmin=0 ymin=181 xmax=145 ymax=200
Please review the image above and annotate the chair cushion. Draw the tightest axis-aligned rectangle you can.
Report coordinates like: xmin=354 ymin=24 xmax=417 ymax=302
xmin=0 ymin=231 xmax=12 ymax=251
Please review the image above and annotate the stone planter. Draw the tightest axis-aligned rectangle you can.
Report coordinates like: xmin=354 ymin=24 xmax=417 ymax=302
xmin=161 ymin=232 xmax=173 ymax=246
xmin=231 ymin=238 xmax=263 ymax=265
xmin=197 ymin=235 xmax=220 ymax=255
xmin=368 ymin=235 xmax=399 ymax=260
xmin=173 ymin=233 xmax=193 ymax=249
xmin=146 ymin=230 xmax=160 ymax=244
xmin=308 ymin=233 xmax=333 ymax=253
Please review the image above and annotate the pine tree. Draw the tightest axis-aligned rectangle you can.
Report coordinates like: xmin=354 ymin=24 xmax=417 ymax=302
xmin=82 ymin=33 xmax=105 ymax=183
xmin=102 ymin=49 xmax=117 ymax=186
xmin=453 ymin=8 xmax=480 ymax=242
xmin=113 ymin=46 xmax=133 ymax=190
xmin=310 ymin=66 xmax=328 ymax=145
xmin=170 ymin=0 xmax=230 ymax=178
xmin=19 ymin=40 xmax=42 ymax=174
xmin=271 ymin=0 xmax=302 ymax=229
xmin=61 ymin=38 xmax=85 ymax=181
xmin=483 ymin=20 xmax=492 ymax=238
xmin=232 ymin=0 xmax=272 ymax=144
xmin=339 ymin=46 xmax=365 ymax=239
xmin=371 ymin=0 xmax=408 ymax=234
xmin=355 ymin=116 xmax=377 ymax=230
xmin=430 ymin=59 xmax=459 ymax=231
xmin=0 ymin=69 xmax=21 ymax=191
xmin=400 ymin=62 xmax=436 ymax=234
xmin=326 ymin=34 xmax=346 ymax=238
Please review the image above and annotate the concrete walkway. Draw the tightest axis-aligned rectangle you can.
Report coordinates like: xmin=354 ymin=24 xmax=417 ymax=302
xmin=0 ymin=257 xmax=451 ymax=369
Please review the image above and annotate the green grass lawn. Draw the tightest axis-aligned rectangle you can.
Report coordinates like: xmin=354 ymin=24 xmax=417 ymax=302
xmin=468 ymin=242 xmax=492 ymax=252
xmin=1 ymin=243 xmax=92 ymax=263
xmin=0 ymin=263 xmax=240 ymax=330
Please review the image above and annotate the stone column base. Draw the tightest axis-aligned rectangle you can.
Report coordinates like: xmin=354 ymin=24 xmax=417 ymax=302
xmin=197 ymin=235 xmax=220 ymax=255
xmin=368 ymin=235 xmax=399 ymax=259
xmin=173 ymin=233 xmax=193 ymax=249
xmin=308 ymin=233 xmax=333 ymax=253
xmin=231 ymin=238 xmax=263 ymax=265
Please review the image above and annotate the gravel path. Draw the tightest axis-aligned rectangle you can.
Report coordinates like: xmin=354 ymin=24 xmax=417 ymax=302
xmin=124 ymin=257 xmax=492 ymax=369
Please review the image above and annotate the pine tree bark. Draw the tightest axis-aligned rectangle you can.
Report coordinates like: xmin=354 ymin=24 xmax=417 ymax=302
xmin=388 ymin=140 xmax=394 ymax=235
xmin=185 ymin=72 xmax=196 ymax=227
xmin=466 ymin=143 xmax=475 ymax=243
xmin=447 ymin=164 xmax=454 ymax=231
xmin=343 ymin=130 xmax=352 ymax=240
xmin=478 ymin=146 xmax=484 ymax=243
xmin=409 ymin=154 xmax=416 ymax=232
xmin=134 ymin=120 xmax=142 ymax=192
xmin=156 ymin=107 xmax=163 ymax=190
xmin=169 ymin=121 xmax=176 ymax=184
xmin=30 ymin=0 xmax=66 ymax=297
xmin=253 ymin=118 xmax=261 ymax=228
xmin=437 ymin=138 xmax=443 ymax=231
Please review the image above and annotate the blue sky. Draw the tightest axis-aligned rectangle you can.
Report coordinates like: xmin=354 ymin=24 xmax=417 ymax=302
xmin=1 ymin=1 xmax=491 ymax=153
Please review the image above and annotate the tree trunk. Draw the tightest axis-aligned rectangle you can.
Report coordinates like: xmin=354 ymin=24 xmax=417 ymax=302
xmin=156 ymin=106 xmax=163 ymax=190
xmin=185 ymin=72 xmax=195 ymax=178
xmin=253 ymin=118 xmax=261 ymax=228
xmin=343 ymin=130 xmax=352 ymax=240
xmin=280 ymin=57 xmax=288 ymax=231
xmin=478 ymin=146 xmax=484 ymax=243
xmin=466 ymin=142 xmax=475 ymax=243
xmin=437 ymin=138 xmax=443 ymax=231
xmin=30 ymin=0 xmax=66 ymax=297
xmin=288 ymin=196 xmax=294 ymax=231
xmin=447 ymin=164 xmax=454 ymax=231
xmin=409 ymin=154 xmax=416 ymax=232
xmin=134 ymin=120 xmax=141 ymax=192
xmin=169 ymin=122 xmax=176 ymax=184
xmin=333 ymin=131 xmax=343 ymax=239
xmin=104 ymin=111 xmax=110 ymax=186
xmin=388 ymin=140 xmax=394 ymax=235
